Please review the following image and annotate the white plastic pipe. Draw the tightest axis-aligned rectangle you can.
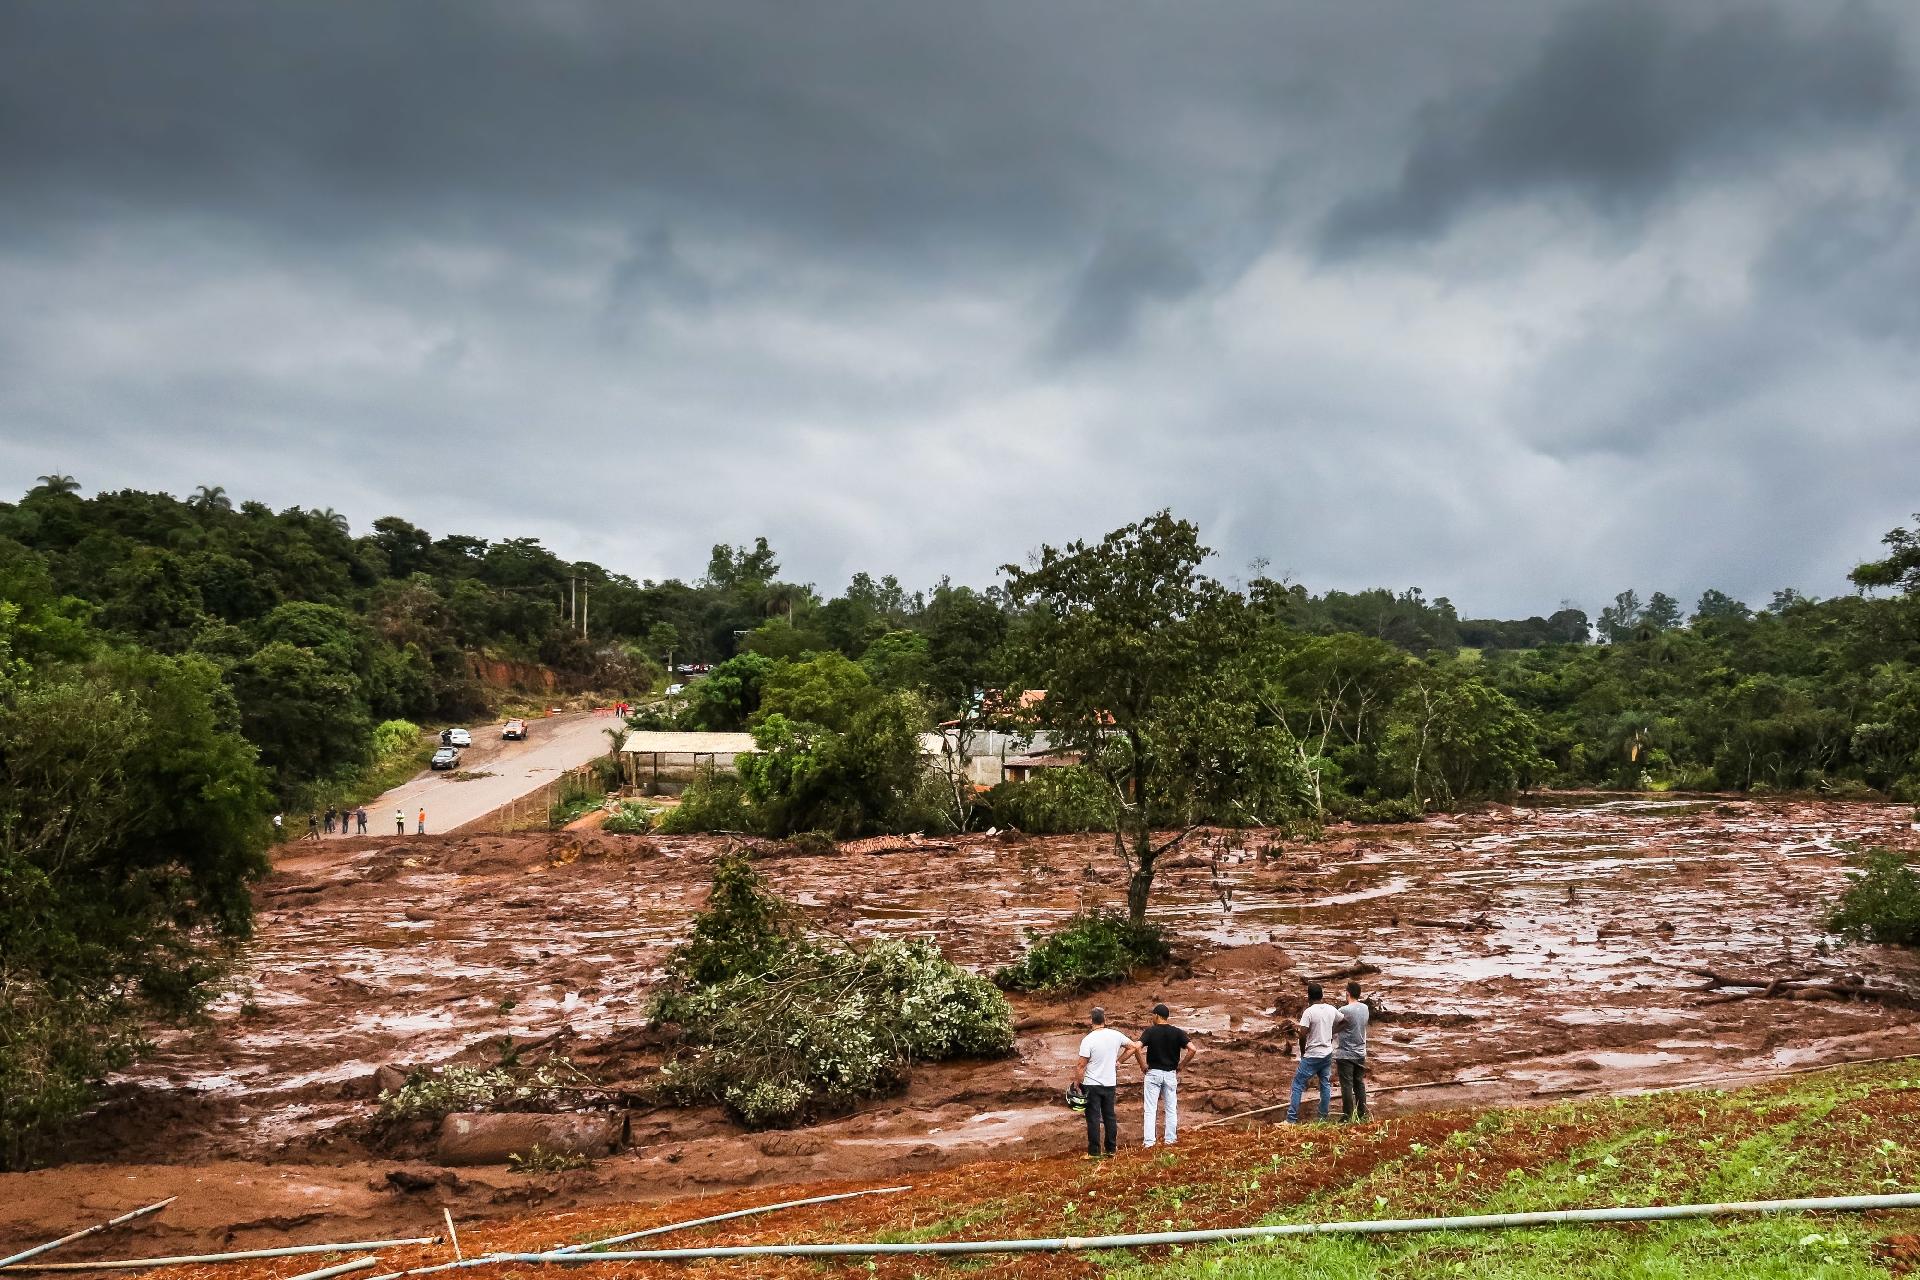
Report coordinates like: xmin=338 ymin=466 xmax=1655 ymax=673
xmin=11 ymin=1239 xmax=440 ymax=1272
xmin=0 ymin=1199 xmax=176 ymax=1270
xmin=482 ymin=1192 xmax=1920 ymax=1261
xmin=552 ymin=1185 xmax=914 ymax=1253
xmin=361 ymin=1186 xmax=913 ymax=1280
xmin=283 ymin=1259 xmax=380 ymax=1280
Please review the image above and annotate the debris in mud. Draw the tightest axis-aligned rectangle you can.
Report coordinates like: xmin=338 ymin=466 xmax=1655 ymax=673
xmin=437 ymin=1111 xmax=628 ymax=1165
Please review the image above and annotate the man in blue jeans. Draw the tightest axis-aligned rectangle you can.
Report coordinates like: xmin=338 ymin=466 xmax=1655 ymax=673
xmin=1287 ymin=982 xmax=1339 ymax=1122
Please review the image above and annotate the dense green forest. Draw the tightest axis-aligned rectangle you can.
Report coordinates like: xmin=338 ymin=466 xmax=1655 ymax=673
xmin=5 ymin=474 xmax=1920 ymax=1163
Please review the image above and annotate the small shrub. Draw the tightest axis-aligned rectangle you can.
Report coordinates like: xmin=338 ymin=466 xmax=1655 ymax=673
xmin=603 ymin=801 xmax=655 ymax=834
xmin=984 ymin=767 xmax=1116 ymax=834
xmin=657 ymin=767 xmax=760 ymax=834
xmin=1335 ymin=796 xmax=1425 ymax=825
xmin=1827 ymin=849 xmax=1920 ymax=946
xmin=371 ymin=719 xmax=423 ymax=761
xmin=377 ymin=1057 xmax=595 ymax=1123
xmin=508 ymin=1144 xmax=592 ymax=1174
xmin=994 ymin=910 xmax=1171 ymax=993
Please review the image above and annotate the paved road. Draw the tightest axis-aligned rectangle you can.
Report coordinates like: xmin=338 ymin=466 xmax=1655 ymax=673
xmin=361 ymin=712 xmax=623 ymax=834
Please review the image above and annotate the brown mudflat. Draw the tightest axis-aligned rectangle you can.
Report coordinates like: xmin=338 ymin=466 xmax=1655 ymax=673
xmin=8 ymin=796 xmax=1920 ymax=1256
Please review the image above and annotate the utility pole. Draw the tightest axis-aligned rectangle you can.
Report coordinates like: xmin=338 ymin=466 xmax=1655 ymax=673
xmin=582 ymin=582 xmax=589 ymax=640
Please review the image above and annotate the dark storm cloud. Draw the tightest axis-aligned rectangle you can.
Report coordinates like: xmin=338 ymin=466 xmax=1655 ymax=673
xmin=1321 ymin=1 xmax=1909 ymax=253
xmin=2 ymin=1 xmax=1919 ymax=618
xmin=1044 ymin=229 xmax=1202 ymax=362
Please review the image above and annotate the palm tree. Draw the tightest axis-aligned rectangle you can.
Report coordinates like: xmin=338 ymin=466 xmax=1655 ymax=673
xmin=33 ymin=474 xmax=79 ymax=496
xmin=318 ymin=508 xmax=349 ymax=534
xmin=189 ymin=484 xmax=232 ymax=513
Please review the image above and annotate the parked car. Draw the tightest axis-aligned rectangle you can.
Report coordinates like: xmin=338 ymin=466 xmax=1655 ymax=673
xmin=441 ymin=727 xmax=472 ymax=747
xmin=502 ymin=719 xmax=527 ymax=740
xmin=430 ymin=746 xmax=460 ymax=770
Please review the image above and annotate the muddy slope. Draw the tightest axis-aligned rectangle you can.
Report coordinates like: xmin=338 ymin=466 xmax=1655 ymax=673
xmin=8 ymin=797 xmax=1920 ymax=1253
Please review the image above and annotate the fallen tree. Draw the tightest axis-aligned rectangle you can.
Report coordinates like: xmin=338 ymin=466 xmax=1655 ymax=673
xmin=650 ymin=853 xmax=1014 ymax=1127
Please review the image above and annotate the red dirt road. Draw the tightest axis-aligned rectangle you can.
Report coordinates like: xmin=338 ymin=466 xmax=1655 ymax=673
xmin=7 ymin=796 xmax=1920 ymax=1257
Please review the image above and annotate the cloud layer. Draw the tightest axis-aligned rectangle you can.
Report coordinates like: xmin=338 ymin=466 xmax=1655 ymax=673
xmin=3 ymin=0 xmax=1917 ymax=616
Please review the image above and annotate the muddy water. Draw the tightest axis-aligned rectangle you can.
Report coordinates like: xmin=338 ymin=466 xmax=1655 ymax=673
xmin=71 ymin=797 xmax=1920 ymax=1185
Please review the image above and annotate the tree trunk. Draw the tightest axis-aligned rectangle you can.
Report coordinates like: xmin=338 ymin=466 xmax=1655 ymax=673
xmin=1127 ymin=819 xmax=1154 ymax=925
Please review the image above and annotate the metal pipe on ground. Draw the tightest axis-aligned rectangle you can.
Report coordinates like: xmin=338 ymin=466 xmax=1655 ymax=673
xmin=0 ymin=1199 xmax=177 ymax=1271
xmin=361 ymin=1186 xmax=914 ymax=1280
xmin=9 ymin=1239 xmax=441 ymax=1272
xmin=480 ymin=1192 xmax=1920 ymax=1262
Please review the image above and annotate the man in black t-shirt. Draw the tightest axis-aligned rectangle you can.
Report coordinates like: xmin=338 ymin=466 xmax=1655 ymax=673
xmin=1135 ymin=1003 xmax=1196 ymax=1148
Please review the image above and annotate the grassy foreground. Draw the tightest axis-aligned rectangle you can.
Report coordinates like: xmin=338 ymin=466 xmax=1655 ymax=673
xmin=182 ymin=1061 xmax=1920 ymax=1280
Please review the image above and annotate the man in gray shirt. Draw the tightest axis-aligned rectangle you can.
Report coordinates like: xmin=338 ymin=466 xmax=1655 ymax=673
xmin=1334 ymin=979 xmax=1370 ymax=1122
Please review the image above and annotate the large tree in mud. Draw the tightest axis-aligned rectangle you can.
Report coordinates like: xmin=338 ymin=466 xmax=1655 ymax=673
xmin=1003 ymin=511 xmax=1302 ymax=924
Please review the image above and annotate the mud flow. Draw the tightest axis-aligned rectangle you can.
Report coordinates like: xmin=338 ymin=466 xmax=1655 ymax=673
xmin=10 ymin=797 xmax=1920 ymax=1250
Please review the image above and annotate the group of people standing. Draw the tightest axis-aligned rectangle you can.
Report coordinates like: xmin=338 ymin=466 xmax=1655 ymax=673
xmin=1067 ymin=981 xmax=1371 ymax=1158
xmin=274 ymin=805 xmax=429 ymax=840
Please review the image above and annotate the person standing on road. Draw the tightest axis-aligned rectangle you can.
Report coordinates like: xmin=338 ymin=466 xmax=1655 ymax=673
xmin=272 ymin=813 xmax=284 ymax=841
xmin=395 ymin=807 xmax=405 ymax=835
xmin=1287 ymin=983 xmax=1339 ymax=1123
xmin=323 ymin=805 xmax=336 ymax=835
xmin=356 ymin=806 xmax=368 ymax=835
xmin=305 ymin=812 xmax=319 ymax=841
xmin=1067 ymin=1007 xmax=1138 ymax=1159
xmin=1137 ymin=1003 xmax=1195 ymax=1148
xmin=1334 ymin=980 xmax=1370 ymax=1123
xmin=417 ymin=806 xmax=426 ymax=835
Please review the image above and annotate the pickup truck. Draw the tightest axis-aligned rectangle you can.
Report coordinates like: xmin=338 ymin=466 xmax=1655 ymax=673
xmin=502 ymin=719 xmax=528 ymax=740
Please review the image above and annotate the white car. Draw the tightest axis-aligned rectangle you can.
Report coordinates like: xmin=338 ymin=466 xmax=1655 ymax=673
xmin=441 ymin=727 xmax=472 ymax=748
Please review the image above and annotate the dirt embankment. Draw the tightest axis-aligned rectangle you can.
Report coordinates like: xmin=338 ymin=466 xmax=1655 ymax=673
xmin=8 ymin=797 xmax=1920 ymax=1255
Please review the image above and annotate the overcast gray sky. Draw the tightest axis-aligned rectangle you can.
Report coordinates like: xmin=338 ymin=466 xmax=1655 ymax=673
xmin=3 ymin=0 xmax=1917 ymax=617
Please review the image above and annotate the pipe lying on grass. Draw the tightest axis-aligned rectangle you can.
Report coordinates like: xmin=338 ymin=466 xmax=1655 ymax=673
xmin=9 ymin=1239 xmax=441 ymax=1272
xmin=477 ymin=1192 xmax=1920 ymax=1262
xmin=362 ymin=1186 xmax=914 ymax=1280
xmin=282 ymin=1260 xmax=380 ymax=1280
xmin=0 ymin=1199 xmax=176 ymax=1271
xmin=553 ymin=1184 xmax=913 ymax=1253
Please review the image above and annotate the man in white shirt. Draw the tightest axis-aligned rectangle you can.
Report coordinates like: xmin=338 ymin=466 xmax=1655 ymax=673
xmin=1067 ymin=1006 xmax=1139 ymax=1158
xmin=1286 ymin=982 xmax=1340 ymax=1122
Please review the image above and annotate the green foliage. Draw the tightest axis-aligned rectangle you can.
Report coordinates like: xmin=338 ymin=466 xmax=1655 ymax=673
xmin=1005 ymin=512 xmax=1321 ymax=921
xmin=754 ymin=651 xmax=872 ymax=732
xmin=740 ymin=692 xmax=937 ymax=838
xmin=657 ymin=937 xmax=1013 ymax=1128
xmin=986 ymin=767 xmax=1117 ymax=833
xmin=1383 ymin=666 xmax=1546 ymax=808
xmin=602 ymin=800 xmax=656 ymax=834
xmin=656 ymin=853 xmax=806 ymax=997
xmin=681 ymin=652 xmax=775 ymax=730
xmin=1 ymin=647 xmax=270 ymax=1167
xmin=376 ymin=1056 xmax=594 ymax=1123
xmin=507 ymin=1144 xmax=593 ymax=1173
xmin=651 ymin=856 xmax=1012 ymax=1127
xmin=370 ymin=718 xmax=422 ymax=760
xmin=994 ymin=911 xmax=1172 ymax=994
xmin=546 ymin=775 xmax=605 ymax=828
xmin=1827 ymin=849 xmax=1920 ymax=946
xmin=656 ymin=766 xmax=760 ymax=834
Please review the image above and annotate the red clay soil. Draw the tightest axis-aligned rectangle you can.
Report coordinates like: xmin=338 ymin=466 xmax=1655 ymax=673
xmin=7 ymin=796 xmax=1920 ymax=1262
